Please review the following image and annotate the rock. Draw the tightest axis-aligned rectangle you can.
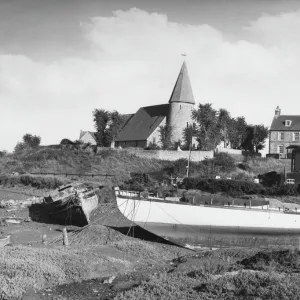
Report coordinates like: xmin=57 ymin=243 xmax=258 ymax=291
xmin=103 ymin=275 xmax=116 ymax=284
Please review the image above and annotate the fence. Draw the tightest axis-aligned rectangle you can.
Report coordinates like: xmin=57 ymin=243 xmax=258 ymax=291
xmin=24 ymin=172 xmax=114 ymax=178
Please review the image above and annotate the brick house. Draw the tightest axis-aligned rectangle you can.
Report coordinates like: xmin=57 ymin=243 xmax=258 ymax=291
xmin=269 ymin=106 xmax=300 ymax=158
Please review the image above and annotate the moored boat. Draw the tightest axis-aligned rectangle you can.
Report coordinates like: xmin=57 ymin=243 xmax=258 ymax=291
xmin=43 ymin=182 xmax=99 ymax=227
xmin=115 ymin=188 xmax=300 ymax=249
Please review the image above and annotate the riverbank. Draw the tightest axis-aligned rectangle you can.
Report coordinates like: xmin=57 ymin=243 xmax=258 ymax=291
xmin=1 ymin=186 xmax=300 ymax=300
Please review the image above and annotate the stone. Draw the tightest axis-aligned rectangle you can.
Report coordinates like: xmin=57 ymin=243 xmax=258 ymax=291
xmin=103 ymin=275 xmax=116 ymax=284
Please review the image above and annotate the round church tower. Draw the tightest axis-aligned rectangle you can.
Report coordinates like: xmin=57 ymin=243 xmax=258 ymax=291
xmin=167 ymin=61 xmax=195 ymax=144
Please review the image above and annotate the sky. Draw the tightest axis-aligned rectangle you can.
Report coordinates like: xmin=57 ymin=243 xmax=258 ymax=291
xmin=1 ymin=0 xmax=300 ymax=152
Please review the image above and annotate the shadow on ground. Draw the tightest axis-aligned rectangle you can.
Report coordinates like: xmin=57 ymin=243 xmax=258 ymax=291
xmin=109 ymin=225 xmax=182 ymax=247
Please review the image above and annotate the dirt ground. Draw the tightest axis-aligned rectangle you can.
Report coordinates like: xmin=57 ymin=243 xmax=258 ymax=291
xmin=0 ymin=186 xmax=193 ymax=300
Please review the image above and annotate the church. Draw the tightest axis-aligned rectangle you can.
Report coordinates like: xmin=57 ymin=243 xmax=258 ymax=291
xmin=115 ymin=61 xmax=195 ymax=148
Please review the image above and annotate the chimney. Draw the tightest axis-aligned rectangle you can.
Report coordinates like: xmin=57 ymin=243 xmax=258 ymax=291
xmin=274 ymin=106 xmax=281 ymax=118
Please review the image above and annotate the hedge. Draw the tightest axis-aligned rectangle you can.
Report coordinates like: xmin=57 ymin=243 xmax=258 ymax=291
xmin=182 ymin=177 xmax=300 ymax=196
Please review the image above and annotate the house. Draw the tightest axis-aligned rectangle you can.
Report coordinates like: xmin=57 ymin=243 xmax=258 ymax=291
xmin=269 ymin=106 xmax=300 ymax=158
xmin=115 ymin=61 xmax=195 ymax=148
xmin=79 ymin=130 xmax=97 ymax=145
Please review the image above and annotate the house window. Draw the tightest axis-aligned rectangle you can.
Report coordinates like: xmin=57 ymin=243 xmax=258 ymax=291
xmin=286 ymin=179 xmax=295 ymax=185
xmin=285 ymin=120 xmax=292 ymax=127
xmin=294 ymin=132 xmax=300 ymax=141
xmin=278 ymin=145 xmax=284 ymax=154
xmin=278 ymin=132 xmax=284 ymax=141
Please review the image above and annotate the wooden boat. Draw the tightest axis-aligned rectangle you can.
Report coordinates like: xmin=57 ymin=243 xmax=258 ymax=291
xmin=43 ymin=182 xmax=99 ymax=227
xmin=115 ymin=188 xmax=300 ymax=249
xmin=0 ymin=236 xmax=10 ymax=247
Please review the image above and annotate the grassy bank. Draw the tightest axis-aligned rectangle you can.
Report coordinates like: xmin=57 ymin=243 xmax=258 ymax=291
xmin=115 ymin=248 xmax=300 ymax=300
xmin=0 ymin=147 xmax=292 ymax=192
xmin=0 ymin=147 xmax=168 ymax=187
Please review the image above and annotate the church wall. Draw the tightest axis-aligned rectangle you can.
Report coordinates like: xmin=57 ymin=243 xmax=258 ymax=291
xmin=168 ymin=102 xmax=194 ymax=143
xmin=115 ymin=140 xmax=147 ymax=148
xmin=80 ymin=133 xmax=97 ymax=145
xmin=123 ymin=148 xmax=214 ymax=162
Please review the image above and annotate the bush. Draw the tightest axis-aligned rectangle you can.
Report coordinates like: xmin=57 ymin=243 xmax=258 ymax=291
xmin=265 ymin=184 xmax=299 ymax=196
xmin=120 ymin=173 xmax=158 ymax=192
xmin=182 ymin=178 xmax=264 ymax=195
xmin=0 ymin=174 xmax=69 ymax=189
xmin=213 ymin=152 xmax=236 ymax=173
xmin=182 ymin=177 xmax=300 ymax=197
xmin=145 ymin=141 xmax=160 ymax=150
xmin=0 ymin=150 xmax=7 ymax=157
xmin=60 ymin=138 xmax=74 ymax=145
xmin=171 ymin=158 xmax=189 ymax=176
xmin=198 ymin=270 xmax=300 ymax=300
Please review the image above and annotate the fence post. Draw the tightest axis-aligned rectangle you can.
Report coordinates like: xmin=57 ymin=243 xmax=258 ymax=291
xmin=63 ymin=227 xmax=69 ymax=246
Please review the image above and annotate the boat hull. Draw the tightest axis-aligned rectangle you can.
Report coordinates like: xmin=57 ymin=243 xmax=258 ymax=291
xmin=116 ymin=196 xmax=300 ymax=248
xmin=44 ymin=183 xmax=99 ymax=227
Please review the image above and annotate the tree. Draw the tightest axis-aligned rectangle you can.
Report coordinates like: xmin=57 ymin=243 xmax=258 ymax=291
xmin=240 ymin=124 xmax=268 ymax=152
xmin=159 ymin=124 xmax=174 ymax=150
xmin=227 ymin=117 xmax=248 ymax=149
xmin=22 ymin=134 xmax=41 ymax=148
xmin=106 ymin=111 xmax=127 ymax=145
xmin=252 ymin=124 xmax=269 ymax=152
xmin=93 ymin=109 xmax=126 ymax=146
xmin=217 ymin=108 xmax=231 ymax=148
xmin=14 ymin=133 xmax=41 ymax=154
xmin=93 ymin=109 xmax=110 ymax=146
xmin=182 ymin=124 xmax=197 ymax=150
xmin=192 ymin=103 xmax=221 ymax=150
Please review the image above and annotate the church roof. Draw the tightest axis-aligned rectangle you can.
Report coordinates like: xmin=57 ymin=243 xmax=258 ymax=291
xmin=169 ymin=61 xmax=195 ymax=105
xmin=115 ymin=104 xmax=169 ymax=141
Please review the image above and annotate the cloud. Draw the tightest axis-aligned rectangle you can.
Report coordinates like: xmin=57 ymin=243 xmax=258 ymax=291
xmin=1 ymin=7 xmax=300 ymax=151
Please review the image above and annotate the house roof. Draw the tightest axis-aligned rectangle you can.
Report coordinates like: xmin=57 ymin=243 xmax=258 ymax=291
xmin=169 ymin=61 xmax=195 ymax=105
xmin=270 ymin=115 xmax=300 ymax=131
xmin=115 ymin=104 xmax=169 ymax=141
xmin=79 ymin=131 xmax=97 ymax=140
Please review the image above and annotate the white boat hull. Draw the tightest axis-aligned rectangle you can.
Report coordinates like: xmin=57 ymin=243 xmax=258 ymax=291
xmin=116 ymin=196 xmax=300 ymax=248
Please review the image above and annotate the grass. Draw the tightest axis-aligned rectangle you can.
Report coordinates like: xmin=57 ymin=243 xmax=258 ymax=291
xmin=0 ymin=148 xmax=293 ymax=195
xmin=243 ymin=157 xmax=291 ymax=175
xmin=0 ymin=147 xmax=168 ymax=188
xmin=0 ymin=174 xmax=69 ymax=189
xmin=0 ymin=245 xmax=102 ymax=299
xmin=114 ymin=249 xmax=300 ymax=300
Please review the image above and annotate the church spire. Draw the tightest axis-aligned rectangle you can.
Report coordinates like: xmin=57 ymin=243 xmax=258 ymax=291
xmin=168 ymin=61 xmax=195 ymax=105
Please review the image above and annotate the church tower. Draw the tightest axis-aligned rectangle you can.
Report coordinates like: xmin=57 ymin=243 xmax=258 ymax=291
xmin=168 ymin=61 xmax=195 ymax=144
